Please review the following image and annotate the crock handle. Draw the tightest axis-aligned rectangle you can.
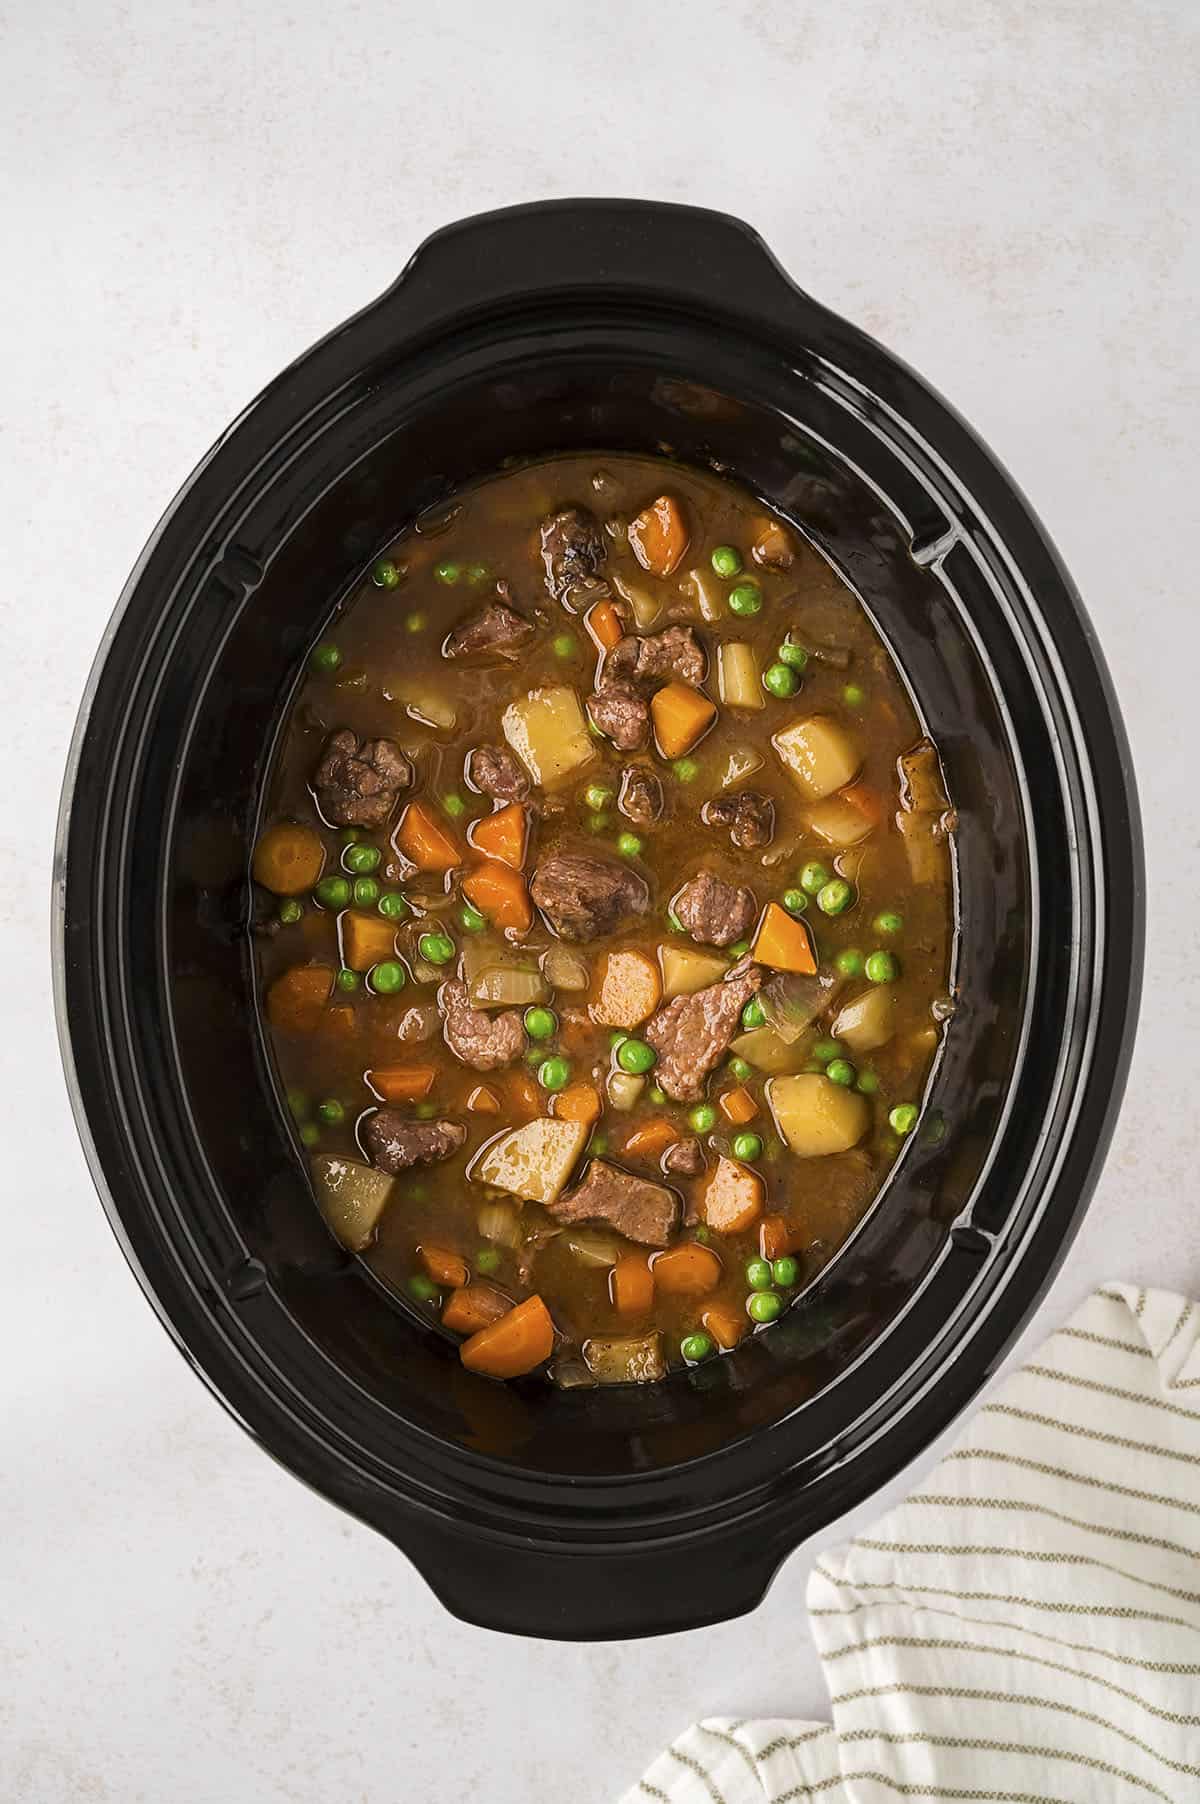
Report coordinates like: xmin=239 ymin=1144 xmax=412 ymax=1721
xmin=380 ymin=198 xmax=819 ymax=338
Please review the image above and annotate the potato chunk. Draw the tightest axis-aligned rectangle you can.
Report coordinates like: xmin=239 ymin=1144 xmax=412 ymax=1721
xmin=702 ymin=1157 xmax=765 ymax=1234
xmin=502 ymin=685 xmax=596 ymax=789
xmin=310 ymin=1155 xmax=395 ymax=1251
xmin=659 ymin=943 xmax=729 ymax=998
xmin=767 ymin=1073 xmax=869 ymax=1156
xmin=472 ymin=1117 xmax=588 ymax=1204
xmin=773 ymin=716 xmax=862 ymax=799
xmin=831 ymin=986 xmax=897 ymax=1054
xmin=717 ymin=642 xmax=764 ymax=711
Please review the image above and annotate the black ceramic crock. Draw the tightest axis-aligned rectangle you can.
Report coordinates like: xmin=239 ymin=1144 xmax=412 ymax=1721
xmin=55 ymin=200 xmax=1142 ymax=1639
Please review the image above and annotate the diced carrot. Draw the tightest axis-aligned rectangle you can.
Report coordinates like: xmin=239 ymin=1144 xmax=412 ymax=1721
xmin=702 ymin=1301 xmax=747 ymax=1350
xmin=369 ymin=1063 xmax=436 ymax=1102
xmin=459 ymin=1294 xmax=555 ymax=1378
xmin=505 ymin=1070 xmax=542 ymax=1119
xmin=759 ymin=1213 xmax=804 ymax=1260
xmin=442 ymin=1282 xmax=511 ymax=1336
xmin=623 ymin=1118 xmax=680 ymax=1158
xmin=751 ymin=901 xmax=817 ymax=975
xmin=590 ymin=947 xmax=662 ymax=1029
xmin=462 ymin=860 xmax=533 ymax=934
xmin=468 ymin=1084 xmax=501 ymax=1115
xmin=611 ymin=1253 xmax=655 ymax=1315
xmin=396 ymin=799 xmax=463 ymax=873
xmin=468 ymin=802 xmax=528 ymax=870
xmin=420 ymin=1244 xmax=469 ymax=1287
xmin=342 ymin=910 xmax=400 ymax=971
xmin=702 ymin=1157 xmax=765 ymax=1235
xmin=629 ymin=494 xmax=690 ymax=577
xmin=651 ymin=1242 xmax=722 ymax=1296
xmin=840 ymin=780 xmax=885 ymax=827
xmin=553 ymin=1082 xmax=602 ymax=1128
xmin=266 ymin=965 xmax=334 ymax=1033
xmin=252 ymin=822 xmax=325 ymax=895
xmin=718 ymin=1085 xmax=758 ymax=1126
xmin=585 ymin=598 xmax=625 ymax=651
xmin=322 ymin=1003 xmax=358 ymax=1042
xmin=650 ymin=682 xmax=717 ymax=760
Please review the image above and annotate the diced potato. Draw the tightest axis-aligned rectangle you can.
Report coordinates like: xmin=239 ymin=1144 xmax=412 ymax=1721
xmin=502 ymin=685 xmax=597 ymax=789
xmin=659 ymin=943 xmax=730 ymax=997
xmin=394 ymin=684 xmax=457 ymax=730
xmin=773 ymin=716 xmax=862 ymax=800
xmin=683 ymin=566 xmax=724 ymax=622
xmin=832 ymin=986 xmax=897 ymax=1054
xmin=702 ymin=1157 xmax=765 ymax=1234
xmin=717 ymin=642 xmax=764 ymax=711
xmin=806 ymin=793 xmax=876 ymax=848
xmin=719 ymin=745 xmax=765 ymax=789
xmin=472 ymin=1118 xmax=588 ymax=1204
xmin=583 ymin=1331 xmax=667 ymax=1384
xmin=610 ymin=572 xmax=663 ymax=629
xmin=342 ymin=910 xmax=399 ymax=972
xmin=607 ymin=1070 xmax=646 ymax=1111
xmin=541 ymin=946 xmax=591 ymax=990
xmin=310 ymin=1155 xmax=395 ymax=1251
xmin=591 ymin=948 xmax=661 ymax=1028
xmin=730 ymin=1024 xmax=813 ymax=1074
xmin=768 ymin=1073 xmax=870 ymax=1156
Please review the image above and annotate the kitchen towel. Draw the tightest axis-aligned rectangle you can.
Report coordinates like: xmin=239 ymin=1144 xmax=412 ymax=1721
xmin=621 ymin=1285 xmax=1200 ymax=1803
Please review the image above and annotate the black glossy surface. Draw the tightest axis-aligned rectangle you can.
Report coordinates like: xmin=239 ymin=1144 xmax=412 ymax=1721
xmin=56 ymin=201 xmax=1142 ymax=1638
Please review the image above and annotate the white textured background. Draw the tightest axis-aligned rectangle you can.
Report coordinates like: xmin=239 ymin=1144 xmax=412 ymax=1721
xmin=4 ymin=2 xmax=1199 ymax=1799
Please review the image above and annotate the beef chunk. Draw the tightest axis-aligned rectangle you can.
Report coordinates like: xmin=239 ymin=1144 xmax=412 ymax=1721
xmin=627 ymin=624 xmax=707 ymax=687
xmin=530 ymin=854 xmax=649 ymax=942
xmin=443 ymin=601 xmax=534 ymax=661
xmin=702 ymin=790 xmax=776 ymax=850
xmin=645 ymin=963 xmax=764 ymax=1102
xmin=467 ymin=743 xmax=530 ymax=802
xmin=363 ymin=1110 xmax=466 ymax=1174
xmin=547 ymin=1159 xmax=679 ymax=1247
xmin=662 ymin=1136 xmax=705 ymax=1177
xmin=313 ymin=730 xmax=412 ymax=830
xmin=673 ymin=869 xmax=758 ymax=948
xmin=618 ymin=765 xmax=665 ymax=828
xmin=586 ymin=681 xmax=649 ymax=751
xmin=539 ymin=506 xmax=607 ymax=603
xmin=440 ymin=979 xmax=525 ymax=1071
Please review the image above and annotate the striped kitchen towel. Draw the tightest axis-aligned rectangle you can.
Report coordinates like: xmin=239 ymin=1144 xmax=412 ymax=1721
xmin=623 ymin=1285 xmax=1200 ymax=1803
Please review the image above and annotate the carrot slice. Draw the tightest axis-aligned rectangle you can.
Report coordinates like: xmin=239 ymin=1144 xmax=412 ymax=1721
xmin=585 ymin=598 xmax=625 ymax=651
xmin=252 ymin=822 xmax=325 ymax=895
xmin=420 ymin=1244 xmax=469 ymax=1287
xmin=552 ymin=1082 xmax=602 ymax=1127
xmin=718 ymin=1085 xmax=758 ymax=1125
xmin=751 ymin=901 xmax=817 ymax=975
xmin=396 ymin=799 xmax=463 ymax=873
xmin=460 ymin=1294 xmax=555 ymax=1378
xmin=702 ymin=1157 xmax=765 ymax=1235
xmin=590 ymin=948 xmax=662 ymax=1029
xmin=369 ymin=1063 xmax=436 ymax=1102
xmin=442 ymin=1282 xmax=511 ymax=1336
xmin=651 ymin=1242 xmax=722 ymax=1296
xmin=701 ymin=1301 xmax=746 ymax=1350
xmin=266 ymin=965 xmax=334 ymax=1033
xmin=840 ymin=780 xmax=885 ymax=827
xmin=462 ymin=859 xmax=533 ymax=934
xmin=629 ymin=494 xmax=690 ymax=577
xmin=650 ymin=682 xmax=717 ymax=759
xmin=467 ymin=1083 xmax=501 ymax=1115
xmin=468 ymin=802 xmax=528 ymax=870
xmin=759 ymin=1213 xmax=804 ymax=1260
xmin=611 ymin=1253 xmax=655 ymax=1315
xmin=623 ymin=1118 xmax=680 ymax=1158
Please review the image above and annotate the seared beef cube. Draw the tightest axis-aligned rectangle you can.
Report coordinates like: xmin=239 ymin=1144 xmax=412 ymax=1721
xmin=618 ymin=765 xmax=665 ymax=828
xmin=662 ymin=1136 xmax=705 ymax=1177
xmin=548 ymin=1159 xmax=679 ymax=1247
xmin=443 ymin=601 xmax=534 ymax=661
xmin=467 ymin=744 xmax=531 ymax=802
xmin=645 ymin=964 xmax=764 ymax=1102
xmin=673 ymin=869 xmax=758 ymax=948
xmin=702 ymin=790 xmax=776 ymax=850
xmin=440 ymin=979 xmax=525 ymax=1071
xmin=587 ymin=681 xmax=650 ymax=751
xmin=313 ymin=730 xmax=412 ymax=830
xmin=539 ymin=506 xmax=607 ymax=603
xmin=627 ymin=624 xmax=706 ymax=687
xmin=363 ymin=1110 xmax=466 ymax=1174
xmin=530 ymin=854 xmax=649 ymax=942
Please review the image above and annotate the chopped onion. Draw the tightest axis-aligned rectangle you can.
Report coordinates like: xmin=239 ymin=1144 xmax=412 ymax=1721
xmin=683 ymin=566 xmax=724 ymax=622
xmin=610 ymin=572 xmax=663 ymax=628
xmin=477 ymin=1199 xmax=522 ymax=1248
xmin=563 ymin=1229 xmax=621 ymax=1269
xmin=541 ymin=945 xmax=591 ymax=991
xmin=760 ymin=970 xmax=843 ymax=1043
xmin=607 ymin=1070 xmax=646 ymax=1111
xmin=720 ymin=745 xmax=765 ymax=788
xmin=469 ymin=964 xmax=549 ymax=1009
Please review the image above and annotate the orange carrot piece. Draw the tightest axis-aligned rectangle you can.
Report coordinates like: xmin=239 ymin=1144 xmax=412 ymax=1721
xmin=651 ymin=1242 xmax=722 ymax=1297
xmin=252 ymin=822 xmax=325 ymax=896
xmin=420 ymin=1244 xmax=469 ymax=1288
xmin=506 ymin=1070 xmax=542 ymax=1119
xmin=369 ymin=1063 xmax=436 ymax=1102
xmin=396 ymin=799 xmax=463 ymax=873
xmin=460 ymin=1294 xmax=555 ymax=1378
xmin=553 ymin=1082 xmax=602 ymax=1128
xmin=841 ymin=780 xmax=885 ymax=827
xmin=266 ymin=965 xmax=334 ymax=1033
xmin=751 ymin=901 xmax=817 ymax=975
xmin=342 ymin=910 xmax=399 ymax=971
xmin=323 ymin=1004 xmax=358 ymax=1042
xmin=586 ymin=598 xmax=625 ymax=651
xmin=718 ymin=1085 xmax=758 ymax=1126
xmin=590 ymin=947 xmax=662 ymax=1029
xmin=759 ymin=1213 xmax=804 ymax=1260
xmin=442 ymin=1282 xmax=511 ymax=1336
xmin=650 ymin=681 xmax=717 ymax=760
xmin=629 ymin=494 xmax=690 ymax=577
xmin=462 ymin=860 xmax=533 ymax=934
xmin=623 ymin=1118 xmax=680 ymax=1158
xmin=467 ymin=1084 xmax=501 ymax=1115
xmin=611 ymin=1253 xmax=655 ymax=1316
xmin=468 ymin=802 xmax=528 ymax=870
xmin=702 ymin=1156 xmax=765 ymax=1235
xmin=702 ymin=1301 xmax=747 ymax=1350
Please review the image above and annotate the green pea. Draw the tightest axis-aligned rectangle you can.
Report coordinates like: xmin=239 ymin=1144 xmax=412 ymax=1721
xmin=746 ymin=1258 xmax=773 ymax=1291
xmin=727 ymin=581 xmax=762 ymax=617
xmin=874 ymin=910 xmax=904 ymax=935
xmin=710 ymin=545 xmax=743 ymax=577
xmin=617 ymin=1038 xmax=656 ymax=1075
xmin=415 ymin=1101 xmax=437 ymax=1120
xmin=278 ymin=898 xmax=303 ymax=925
xmin=343 ymin=841 xmax=380 ymax=875
xmin=781 ymin=887 xmax=807 ymax=916
xmin=309 ymin=642 xmax=341 ymax=674
xmin=866 ymin=949 xmax=899 ymax=983
xmin=316 ymin=1098 xmax=345 ymax=1126
xmin=341 ymin=828 xmax=363 ymax=845
xmin=812 ymin=1037 xmax=843 ymax=1064
xmin=524 ymin=1006 xmax=557 ymax=1041
xmin=552 ymin=633 xmax=577 ymax=659
xmin=747 ymin=1290 xmax=783 ymax=1324
xmin=434 ymin=560 xmax=461 ymax=585
xmin=583 ymin=782 xmax=614 ymax=811
xmin=418 ymin=932 xmax=455 ymax=966
xmin=856 ymin=1070 xmax=880 ymax=1095
xmin=693 ymin=1224 xmax=711 ymax=1244
xmin=727 ymin=1056 xmax=752 ymax=1082
xmin=299 ymin=1121 xmax=321 ymax=1148
xmin=476 ymin=1247 xmax=501 ymax=1275
xmin=406 ymin=1181 xmax=428 ymax=1202
xmin=525 ymin=1047 xmax=544 ymax=1067
xmin=732 ymin=1132 xmax=763 ymax=1162
xmin=465 ymin=562 xmax=490 ymax=585
xmin=587 ymin=812 xmax=611 ymax=833
xmin=671 ymin=757 xmax=699 ymax=783
xmin=408 ymin=1274 xmax=440 ymax=1302
xmin=587 ymin=1133 xmax=608 ymax=1157
xmin=799 ymin=861 xmax=830 ymax=895
xmin=442 ymin=793 xmax=466 ymax=819
xmin=825 ymin=1058 xmax=856 ymax=1087
xmin=889 ymin=1103 xmax=919 ymax=1135
xmin=667 ymin=906 xmax=684 ymax=933
xmin=377 ymin=891 xmax=408 ymax=920
xmin=816 ymin=878 xmax=854 ymax=916
xmin=459 ymin=904 xmax=487 ymax=933
xmin=616 ymin=831 xmax=643 ymax=858
xmin=648 ymin=1085 xmax=667 ymax=1106
xmin=370 ymin=960 xmax=406 ymax=994
xmin=772 ymin=1256 xmax=799 ymax=1287
xmin=537 ymin=1055 xmax=571 ymax=1092
xmin=778 ymin=639 xmax=809 ymax=671
xmin=286 ymin=1088 xmax=309 ymax=1119
xmin=681 ymin=1332 xmax=715 ymax=1363
xmin=843 ymin=683 xmax=865 ymax=707
xmin=741 ymin=996 xmax=765 ymax=1031
xmin=763 ymin=662 xmax=800 ymax=699
xmin=728 ymin=938 xmax=751 ymax=958
xmin=352 ymin=876 xmax=380 ymax=907
xmin=335 ymin=967 xmax=360 ymax=993
xmin=689 ymin=1103 xmax=717 ymax=1133
xmin=835 ymin=947 xmax=865 ymax=977
xmin=314 ymin=875 xmax=351 ymax=910
xmin=406 ymin=612 xmax=427 ymax=634
xmin=609 ymin=1031 xmax=629 ymax=1050
xmin=371 ymin=558 xmax=400 ymax=589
